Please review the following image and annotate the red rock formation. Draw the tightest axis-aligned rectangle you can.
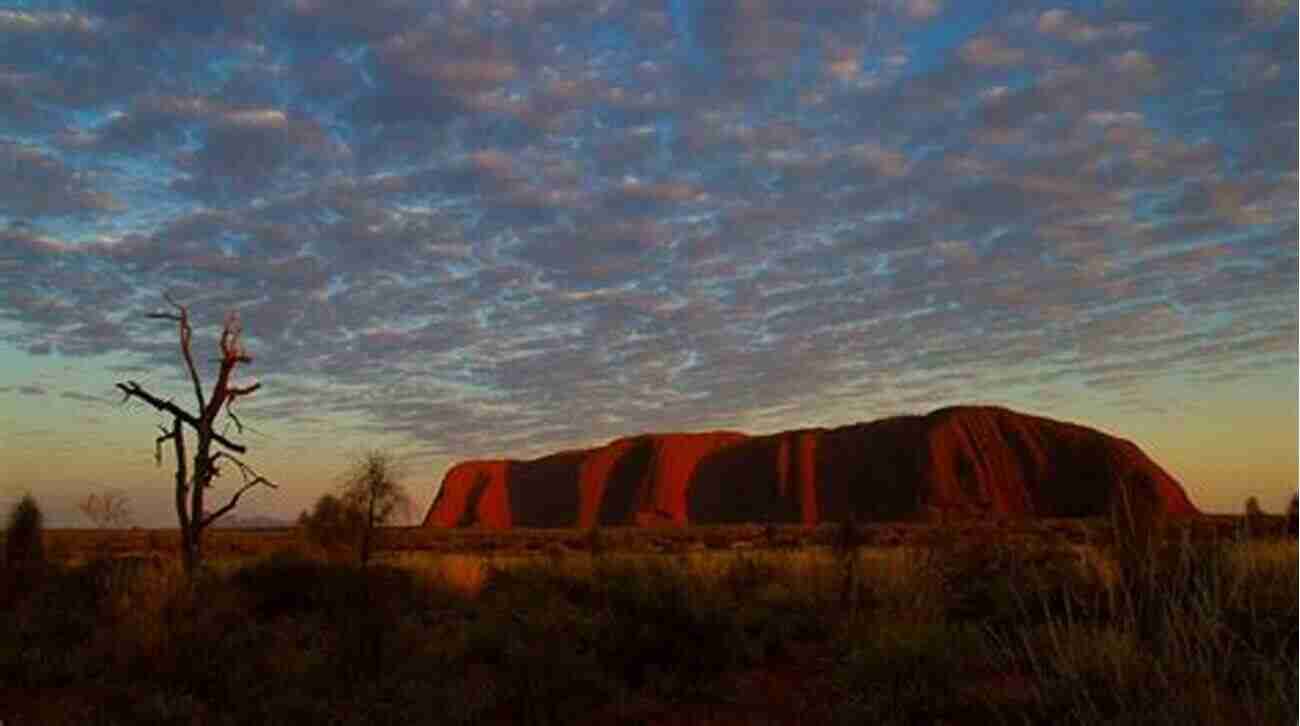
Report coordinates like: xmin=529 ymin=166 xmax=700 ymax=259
xmin=421 ymin=405 xmax=1199 ymax=528
xmin=576 ymin=436 xmax=648 ymax=528
xmin=635 ymin=432 xmax=747 ymax=526
xmin=505 ymin=450 xmax=586 ymax=528
xmin=577 ymin=437 xmax=642 ymax=528
xmin=918 ymin=406 xmax=1197 ymax=518
xmin=424 ymin=460 xmax=512 ymax=528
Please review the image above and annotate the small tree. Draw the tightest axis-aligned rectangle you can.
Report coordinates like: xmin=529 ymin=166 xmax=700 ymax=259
xmin=79 ymin=490 xmax=133 ymax=529
xmin=5 ymin=493 xmax=45 ymax=568
xmin=117 ymin=295 xmax=277 ymax=575
xmin=299 ymin=493 xmax=365 ymax=559
xmin=340 ymin=450 xmax=410 ymax=566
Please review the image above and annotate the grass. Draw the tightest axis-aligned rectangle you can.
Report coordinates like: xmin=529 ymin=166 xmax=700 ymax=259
xmin=1 ymin=522 xmax=1295 ymax=724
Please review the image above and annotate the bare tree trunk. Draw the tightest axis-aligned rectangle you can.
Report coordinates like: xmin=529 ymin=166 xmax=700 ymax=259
xmin=181 ymin=527 xmax=196 ymax=577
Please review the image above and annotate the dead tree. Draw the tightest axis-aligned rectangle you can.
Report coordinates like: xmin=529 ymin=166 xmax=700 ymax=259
xmin=117 ymin=295 xmax=276 ymax=575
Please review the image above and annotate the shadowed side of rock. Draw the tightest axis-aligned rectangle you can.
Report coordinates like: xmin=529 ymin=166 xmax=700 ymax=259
xmin=917 ymin=406 xmax=1196 ymax=519
xmin=634 ymin=432 xmax=748 ymax=526
xmin=688 ymin=430 xmax=819 ymax=525
xmin=506 ymin=450 xmax=586 ymax=528
xmin=578 ymin=436 xmax=654 ymax=527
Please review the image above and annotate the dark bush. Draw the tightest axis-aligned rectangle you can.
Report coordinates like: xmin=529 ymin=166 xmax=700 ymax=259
xmin=5 ymin=493 xmax=45 ymax=568
xmin=298 ymin=494 xmax=365 ymax=560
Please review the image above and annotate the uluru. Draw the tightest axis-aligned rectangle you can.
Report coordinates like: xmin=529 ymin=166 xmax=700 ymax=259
xmin=423 ymin=405 xmax=1199 ymax=529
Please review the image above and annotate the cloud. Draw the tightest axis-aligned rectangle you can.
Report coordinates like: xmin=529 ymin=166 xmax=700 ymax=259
xmin=959 ymin=35 xmax=1026 ymax=67
xmin=904 ymin=0 xmax=943 ymax=21
xmin=13 ymin=384 xmax=47 ymax=396
xmin=0 ymin=0 xmax=1293 ymax=467
xmin=1036 ymin=9 xmax=1149 ymax=44
xmin=1109 ymin=49 xmax=1157 ymax=79
xmin=0 ymin=141 xmax=120 ymax=218
xmin=60 ymin=390 xmax=111 ymax=404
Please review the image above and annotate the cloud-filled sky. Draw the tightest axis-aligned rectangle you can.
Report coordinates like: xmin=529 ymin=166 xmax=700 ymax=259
xmin=0 ymin=0 xmax=1295 ymax=525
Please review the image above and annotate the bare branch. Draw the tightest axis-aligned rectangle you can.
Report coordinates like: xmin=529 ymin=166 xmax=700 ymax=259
xmin=210 ymin=452 xmax=277 ymax=485
xmin=200 ymin=452 xmax=277 ymax=529
xmin=202 ymin=313 xmax=256 ymax=425
xmin=226 ymin=382 xmax=261 ymax=397
xmin=116 ymin=381 xmax=247 ymax=454
xmin=225 ymin=407 xmax=245 ymax=434
xmin=200 ymin=478 xmax=270 ymax=529
xmin=222 ymin=381 xmax=260 ymax=434
xmin=154 ymin=425 xmax=171 ymax=467
xmin=150 ymin=295 xmax=206 ymax=413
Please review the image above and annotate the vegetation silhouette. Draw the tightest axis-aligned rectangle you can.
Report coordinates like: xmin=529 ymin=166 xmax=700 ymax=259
xmin=299 ymin=493 xmax=365 ymax=561
xmin=339 ymin=449 xmax=411 ymax=567
xmin=4 ymin=493 xmax=44 ymax=568
xmin=1 ymin=522 xmax=1294 ymax=725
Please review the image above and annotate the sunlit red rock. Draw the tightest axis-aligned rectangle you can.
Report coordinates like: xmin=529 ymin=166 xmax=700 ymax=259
xmin=422 ymin=405 xmax=1198 ymax=528
xmin=423 ymin=460 xmax=512 ymax=528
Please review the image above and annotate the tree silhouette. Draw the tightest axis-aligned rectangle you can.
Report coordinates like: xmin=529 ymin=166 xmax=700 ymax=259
xmin=340 ymin=450 xmax=410 ymax=566
xmin=299 ymin=493 xmax=365 ymax=560
xmin=117 ymin=295 xmax=276 ymax=575
xmin=4 ymin=493 xmax=45 ymax=568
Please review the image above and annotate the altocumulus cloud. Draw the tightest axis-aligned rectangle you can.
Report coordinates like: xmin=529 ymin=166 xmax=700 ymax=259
xmin=0 ymin=0 xmax=1294 ymax=460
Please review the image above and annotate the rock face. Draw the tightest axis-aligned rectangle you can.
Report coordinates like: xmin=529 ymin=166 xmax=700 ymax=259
xmin=423 ymin=406 xmax=1198 ymax=528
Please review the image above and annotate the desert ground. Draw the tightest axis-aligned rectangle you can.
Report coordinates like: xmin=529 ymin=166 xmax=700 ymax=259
xmin=2 ymin=516 xmax=1296 ymax=725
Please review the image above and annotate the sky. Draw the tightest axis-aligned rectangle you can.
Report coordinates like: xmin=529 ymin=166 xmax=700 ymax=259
xmin=0 ymin=0 xmax=1296 ymax=526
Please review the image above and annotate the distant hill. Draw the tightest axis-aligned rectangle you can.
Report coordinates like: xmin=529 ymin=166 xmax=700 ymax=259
xmin=424 ymin=405 xmax=1198 ymax=528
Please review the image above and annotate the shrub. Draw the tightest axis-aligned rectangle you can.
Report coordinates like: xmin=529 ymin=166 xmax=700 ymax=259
xmin=298 ymin=494 xmax=365 ymax=559
xmin=5 ymin=493 xmax=45 ymax=568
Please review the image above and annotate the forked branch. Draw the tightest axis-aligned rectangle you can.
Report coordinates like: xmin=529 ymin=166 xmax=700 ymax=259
xmin=202 ymin=452 xmax=277 ymax=528
xmin=117 ymin=380 xmax=247 ymax=453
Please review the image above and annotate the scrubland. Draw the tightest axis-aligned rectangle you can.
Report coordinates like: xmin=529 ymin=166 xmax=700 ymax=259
xmin=1 ymin=519 xmax=1295 ymax=725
